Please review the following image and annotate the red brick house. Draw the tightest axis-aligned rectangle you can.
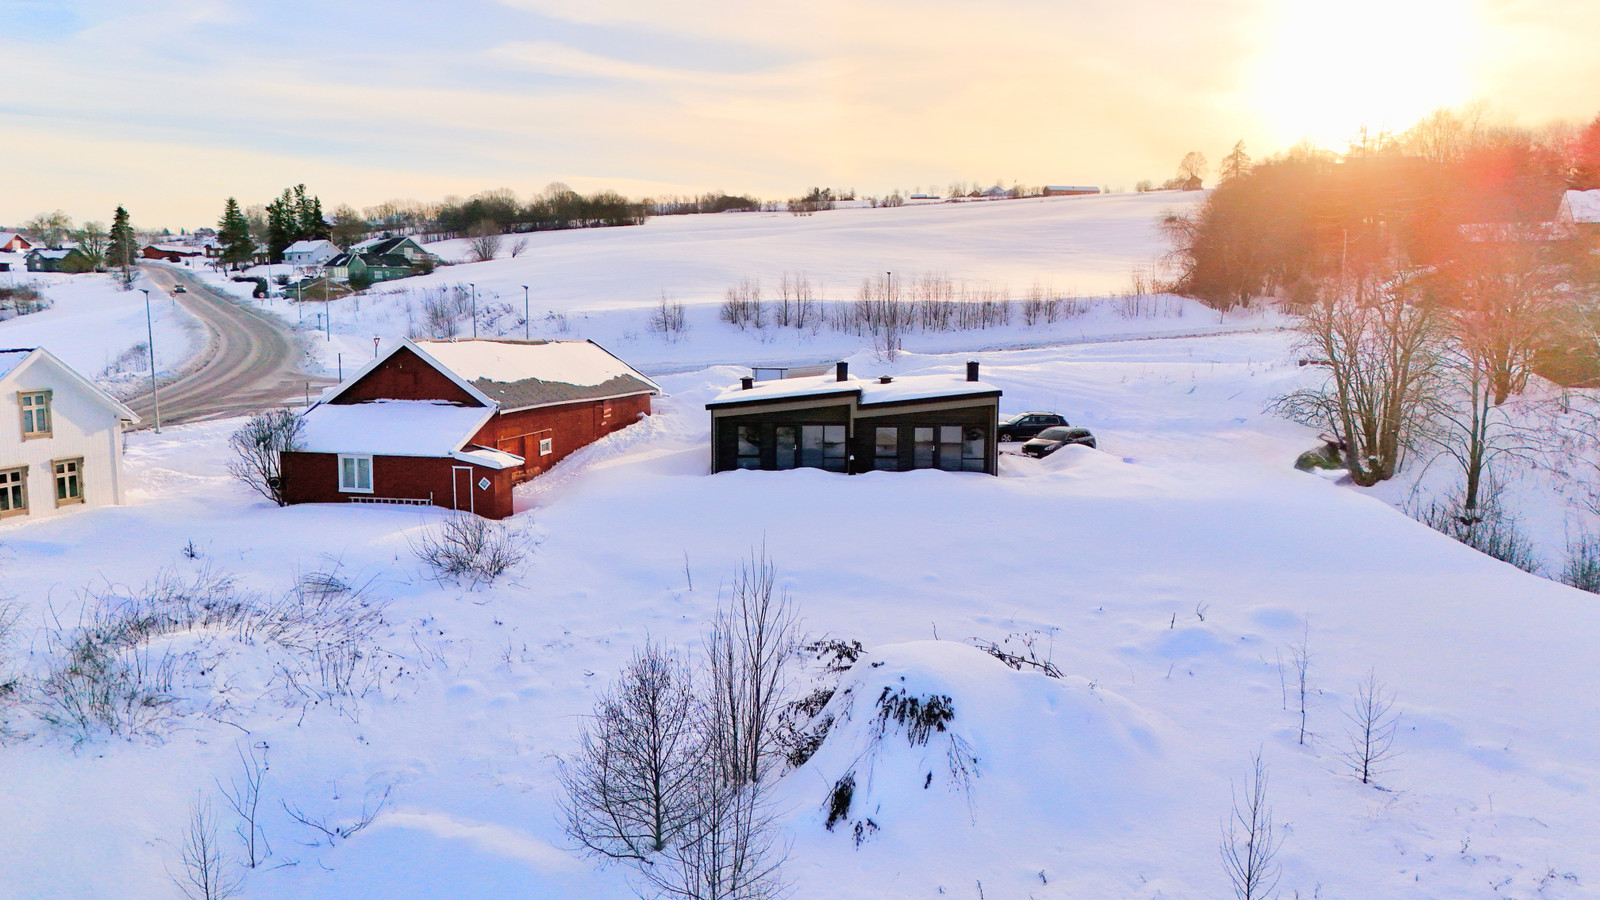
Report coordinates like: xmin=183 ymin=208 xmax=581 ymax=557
xmin=281 ymin=338 xmax=659 ymax=518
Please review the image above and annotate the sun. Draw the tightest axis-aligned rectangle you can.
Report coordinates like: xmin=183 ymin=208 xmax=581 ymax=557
xmin=1249 ymin=0 xmax=1483 ymax=151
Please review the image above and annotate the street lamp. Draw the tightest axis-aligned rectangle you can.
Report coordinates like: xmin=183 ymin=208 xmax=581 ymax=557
xmin=468 ymin=282 xmax=477 ymax=339
xmin=139 ymin=289 xmax=162 ymax=433
xmin=521 ymin=285 xmax=530 ymax=340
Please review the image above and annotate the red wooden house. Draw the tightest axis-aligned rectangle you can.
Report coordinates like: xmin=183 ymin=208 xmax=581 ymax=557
xmin=280 ymin=338 xmax=659 ymax=518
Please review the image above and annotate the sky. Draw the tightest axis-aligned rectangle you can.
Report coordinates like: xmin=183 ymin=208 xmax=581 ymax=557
xmin=1 ymin=0 xmax=1597 ymax=230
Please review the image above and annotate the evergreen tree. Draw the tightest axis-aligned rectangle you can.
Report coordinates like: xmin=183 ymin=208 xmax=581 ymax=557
xmin=217 ymin=197 xmax=255 ymax=270
xmin=266 ymin=189 xmax=295 ymax=263
xmin=107 ymin=205 xmax=138 ymax=287
xmin=1220 ymin=140 xmax=1252 ymax=183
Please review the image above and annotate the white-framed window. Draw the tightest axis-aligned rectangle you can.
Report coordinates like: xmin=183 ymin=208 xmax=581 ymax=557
xmin=52 ymin=457 xmax=83 ymax=506
xmin=539 ymin=438 xmax=553 ymax=456
xmin=0 ymin=465 xmax=27 ymax=517
xmin=19 ymin=391 xmax=51 ymax=439
xmin=338 ymin=454 xmax=373 ymax=493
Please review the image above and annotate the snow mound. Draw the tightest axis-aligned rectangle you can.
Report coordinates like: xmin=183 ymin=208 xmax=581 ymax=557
xmin=779 ymin=641 xmax=1164 ymax=893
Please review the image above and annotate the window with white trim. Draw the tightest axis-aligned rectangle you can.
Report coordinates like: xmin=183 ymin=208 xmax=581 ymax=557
xmin=539 ymin=438 xmax=553 ymax=456
xmin=338 ymin=454 xmax=373 ymax=493
xmin=0 ymin=466 xmax=26 ymax=516
xmin=19 ymin=391 xmax=51 ymax=439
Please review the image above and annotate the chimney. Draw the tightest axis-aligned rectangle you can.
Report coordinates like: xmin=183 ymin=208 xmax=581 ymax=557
xmin=740 ymin=376 xmax=754 ymax=390
xmin=879 ymin=375 xmax=893 ymax=384
xmin=836 ymin=361 xmax=849 ymax=382
xmin=966 ymin=360 xmax=980 ymax=382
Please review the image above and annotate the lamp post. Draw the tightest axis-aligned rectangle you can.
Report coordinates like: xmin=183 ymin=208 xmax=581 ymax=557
xmin=521 ymin=285 xmax=530 ymax=340
xmin=139 ymin=289 xmax=162 ymax=433
xmin=469 ymin=282 xmax=477 ymax=338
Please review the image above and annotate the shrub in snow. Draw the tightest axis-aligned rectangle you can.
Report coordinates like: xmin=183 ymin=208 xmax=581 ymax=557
xmin=413 ymin=515 xmax=523 ymax=587
xmin=1220 ymin=751 xmax=1283 ymax=900
xmin=1414 ymin=497 xmax=1540 ymax=574
xmin=1340 ymin=668 xmax=1401 ymax=786
xmin=647 ymin=295 xmax=688 ymax=341
xmin=1561 ymin=534 xmax=1600 ymax=594
xmin=172 ymin=797 xmax=244 ymax=900
xmin=227 ymin=409 xmax=304 ymax=506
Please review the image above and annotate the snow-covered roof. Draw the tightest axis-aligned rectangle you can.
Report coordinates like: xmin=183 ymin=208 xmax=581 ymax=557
xmin=297 ymin=399 xmax=501 ymax=461
xmin=1562 ymin=190 xmax=1600 ymax=225
xmin=707 ymin=371 xmax=999 ymax=408
xmin=284 ymin=239 xmax=337 ymax=254
xmin=0 ymin=232 xmax=26 ymax=246
xmin=0 ymin=349 xmax=33 ymax=381
xmin=0 ymin=347 xmax=140 ymax=422
xmin=29 ymin=248 xmax=75 ymax=259
xmin=415 ymin=339 xmax=659 ymax=409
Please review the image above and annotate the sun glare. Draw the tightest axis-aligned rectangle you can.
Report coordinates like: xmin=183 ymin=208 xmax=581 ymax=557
xmin=1251 ymin=0 xmax=1482 ymax=151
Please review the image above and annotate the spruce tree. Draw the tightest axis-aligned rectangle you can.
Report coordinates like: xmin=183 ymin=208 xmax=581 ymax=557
xmin=1220 ymin=141 xmax=1252 ymax=183
xmin=266 ymin=189 xmax=295 ymax=263
xmin=107 ymin=205 xmax=138 ymax=288
xmin=218 ymin=197 xmax=255 ymax=270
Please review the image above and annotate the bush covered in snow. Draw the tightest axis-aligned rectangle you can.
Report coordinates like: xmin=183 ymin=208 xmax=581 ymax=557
xmin=412 ymin=515 xmax=524 ymax=587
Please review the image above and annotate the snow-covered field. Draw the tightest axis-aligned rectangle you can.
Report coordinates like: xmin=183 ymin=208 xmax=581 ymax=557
xmin=198 ymin=193 xmax=1263 ymax=377
xmin=1 ymin=332 xmax=1596 ymax=899
xmin=2 ymin=195 xmax=1596 ymax=900
xmin=0 ymin=269 xmax=199 ymax=393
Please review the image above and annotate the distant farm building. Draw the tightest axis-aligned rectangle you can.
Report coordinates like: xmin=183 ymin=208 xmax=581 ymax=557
xmin=281 ymin=338 xmax=659 ymax=518
xmin=707 ymin=361 xmax=1001 ymax=475
xmin=1559 ymin=190 xmax=1600 ymax=231
xmin=141 ymin=244 xmax=204 ymax=262
xmin=25 ymin=247 xmax=94 ymax=273
xmin=1042 ymin=186 xmax=1100 ymax=197
xmin=0 ymin=233 xmax=34 ymax=253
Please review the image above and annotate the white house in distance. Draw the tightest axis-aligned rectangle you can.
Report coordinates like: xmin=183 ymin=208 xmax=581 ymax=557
xmin=283 ymin=239 xmax=340 ymax=268
xmin=0 ymin=347 xmax=140 ymax=522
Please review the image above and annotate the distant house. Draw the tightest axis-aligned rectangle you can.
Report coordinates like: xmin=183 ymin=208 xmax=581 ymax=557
xmin=706 ymin=361 xmax=1001 ymax=475
xmin=0 ymin=347 xmax=140 ymax=523
xmin=140 ymin=244 xmax=204 ymax=262
xmin=0 ymin=253 xmax=19 ymax=273
xmin=25 ymin=247 xmax=94 ymax=273
xmin=0 ymin=233 xmax=33 ymax=253
xmin=352 ymin=235 xmax=433 ymax=265
xmin=1042 ymin=186 xmax=1100 ymax=197
xmin=323 ymin=251 xmax=415 ymax=285
xmin=980 ymin=186 xmax=1011 ymax=199
xmin=283 ymin=239 xmax=340 ymax=268
xmin=281 ymin=338 xmax=659 ymax=518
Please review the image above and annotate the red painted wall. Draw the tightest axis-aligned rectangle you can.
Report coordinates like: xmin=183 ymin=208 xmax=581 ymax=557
xmin=336 ymin=347 xmax=483 ymax=406
xmin=471 ymin=394 xmax=652 ymax=483
xmin=281 ymin=451 xmax=514 ymax=519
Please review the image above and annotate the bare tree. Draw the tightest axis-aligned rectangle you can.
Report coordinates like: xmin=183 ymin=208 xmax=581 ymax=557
xmin=1220 ymin=751 xmax=1283 ymax=900
xmin=217 ymin=742 xmax=270 ymax=869
xmin=1341 ymin=668 xmax=1401 ymax=785
xmin=171 ymin=798 xmax=244 ymax=900
xmin=1178 ymin=151 xmax=1209 ymax=187
xmin=649 ymin=774 xmax=787 ymax=900
xmin=1271 ymin=268 xmax=1442 ymax=486
xmin=468 ymin=219 xmax=503 ymax=262
xmin=508 ymin=236 xmax=531 ymax=258
xmin=226 ymin=409 xmax=304 ymax=506
xmin=704 ymin=548 xmax=800 ymax=786
xmin=560 ymin=642 xmax=702 ymax=861
xmin=1290 ymin=626 xmax=1311 ymax=746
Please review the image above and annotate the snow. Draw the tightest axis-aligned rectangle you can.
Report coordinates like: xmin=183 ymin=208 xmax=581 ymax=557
xmin=297 ymin=399 xmax=494 ymax=457
xmin=0 ymin=269 xmax=200 ymax=391
xmin=416 ymin=338 xmax=650 ymax=389
xmin=707 ymin=370 xmax=998 ymax=406
xmin=1563 ymin=189 xmax=1600 ymax=224
xmin=0 ymin=348 xmax=30 ymax=380
xmin=3 ymin=195 xmax=1597 ymax=900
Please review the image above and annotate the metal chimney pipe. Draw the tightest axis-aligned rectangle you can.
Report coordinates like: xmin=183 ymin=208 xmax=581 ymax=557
xmin=966 ymin=360 xmax=980 ymax=382
xmin=836 ymin=361 xmax=848 ymax=382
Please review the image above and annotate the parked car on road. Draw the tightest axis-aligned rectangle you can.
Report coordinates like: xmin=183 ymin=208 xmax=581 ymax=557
xmin=997 ymin=411 xmax=1068 ymax=442
xmin=1022 ymin=425 xmax=1097 ymax=457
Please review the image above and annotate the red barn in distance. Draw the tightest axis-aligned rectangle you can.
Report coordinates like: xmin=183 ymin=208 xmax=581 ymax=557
xmin=280 ymin=337 xmax=659 ymax=518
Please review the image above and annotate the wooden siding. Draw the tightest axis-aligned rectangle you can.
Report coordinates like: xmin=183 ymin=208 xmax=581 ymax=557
xmin=0 ymin=357 xmax=128 ymax=521
xmin=281 ymin=451 xmax=516 ymax=519
xmin=473 ymin=393 xmax=651 ymax=483
xmin=334 ymin=347 xmax=483 ymax=406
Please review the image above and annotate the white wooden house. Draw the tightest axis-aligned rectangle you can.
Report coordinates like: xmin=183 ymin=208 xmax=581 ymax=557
xmin=0 ymin=348 xmax=140 ymax=522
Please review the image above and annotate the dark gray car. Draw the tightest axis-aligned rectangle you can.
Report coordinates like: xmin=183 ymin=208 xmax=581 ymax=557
xmin=1021 ymin=425 xmax=1096 ymax=457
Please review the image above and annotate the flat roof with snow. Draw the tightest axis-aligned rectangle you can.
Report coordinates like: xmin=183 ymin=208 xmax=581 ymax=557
xmin=708 ymin=372 xmax=999 ymax=408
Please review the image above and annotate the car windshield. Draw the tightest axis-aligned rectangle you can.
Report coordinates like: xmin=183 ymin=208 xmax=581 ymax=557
xmin=1002 ymin=413 xmax=1032 ymax=425
xmin=1037 ymin=427 xmax=1072 ymax=440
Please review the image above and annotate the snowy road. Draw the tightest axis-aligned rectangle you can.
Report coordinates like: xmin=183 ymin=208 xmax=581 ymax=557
xmin=127 ymin=265 xmax=334 ymax=426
